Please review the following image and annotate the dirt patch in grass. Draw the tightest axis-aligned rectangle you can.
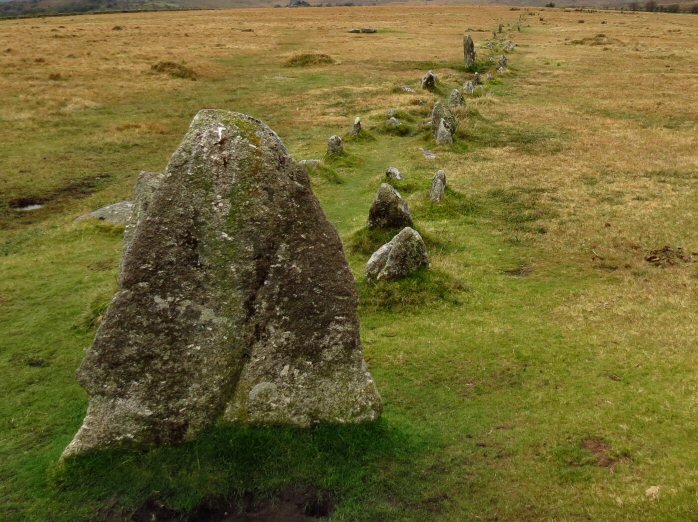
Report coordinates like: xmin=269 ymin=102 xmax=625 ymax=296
xmin=645 ymin=246 xmax=697 ymax=267
xmin=120 ymin=487 xmax=335 ymax=522
xmin=284 ymin=53 xmax=335 ymax=67
xmin=580 ymin=437 xmax=617 ymax=469
xmin=503 ymin=264 xmax=533 ymax=277
xmin=151 ymin=61 xmax=197 ymax=80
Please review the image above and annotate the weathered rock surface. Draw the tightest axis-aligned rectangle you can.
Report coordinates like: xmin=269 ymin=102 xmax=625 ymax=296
xmin=123 ymin=172 xmax=164 ymax=256
xmin=368 ymin=183 xmax=413 ymax=229
xmin=387 ymin=117 xmax=401 ymax=127
xmin=351 ymin=117 xmax=362 ymax=135
xmin=63 ymin=110 xmax=381 ymax=459
xmin=431 ymin=101 xmax=456 ymax=144
xmin=504 ymin=40 xmax=517 ymax=52
xmin=449 ymin=88 xmax=464 ymax=107
xmin=498 ymin=55 xmax=508 ymax=69
xmin=366 ymin=227 xmax=429 ymax=282
xmin=463 ymin=33 xmax=476 ymax=68
xmin=464 ymin=81 xmax=475 ymax=96
xmin=430 ymin=170 xmax=447 ymax=203
xmin=327 ymin=135 xmax=344 ymax=155
xmin=421 ymin=70 xmax=437 ymax=90
xmin=76 ymin=201 xmax=134 ymax=225
xmin=473 ymin=71 xmax=482 ymax=85
xmin=385 ymin=167 xmax=403 ymax=180
xmin=298 ymin=159 xmax=321 ymax=169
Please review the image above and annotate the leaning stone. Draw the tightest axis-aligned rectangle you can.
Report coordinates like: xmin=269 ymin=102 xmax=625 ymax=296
xmin=385 ymin=167 xmax=403 ymax=180
xmin=63 ymin=109 xmax=382 ymax=459
xmin=387 ymin=117 xmax=401 ymax=127
xmin=463 ymin=33 xmax=476 ymax=68
xmin=464 ymin=81 xmax=475 ymax=95
xmin=431 ymin=101 xmax=456 ymax=142
xmin=430 ymin=170 xmax=447 ymax=203
xmin=352 ymin=117 xmax=362 ymax=135
xmin=366 ymin=227 xmax=429 ymax=282
xmin=449 ymin=88 xmax=464 ymax=107
xmin=327 ymin=135 xmax=343 ymax=155
xmin=421 ymin=70 xmax=437 ymax=90
xmin=76 ymin=201 xmax=134 ymax=226
xmin=368 ymin=183 xmax=413 ymax=229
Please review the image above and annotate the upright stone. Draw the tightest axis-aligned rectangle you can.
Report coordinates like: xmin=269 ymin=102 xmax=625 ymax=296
xmin=430 ymin=170 xmax=447 ymax=203
xmin=464 ymin=81 xmax=475 ymax=96
xmin=366 ymin=227 xmax=429 ymax=282
xmin=351 ymin=117 xmax=362 ymax=136
xmin=431 ymin=101 xmax=456 ymax=144
xmin=385 ymin=167 xmax=403 ymax=180
xmin=449 ymin=88 xmax=464 ymax=108
xmin=63 ymin=110 xmax=381 ymax=459
xmin=421 ymin=70 xmax=437 ymax=90
xmin=368 ymin=183 xmax=413 ymax=229
xmin=327 ymin=135 xmax=344 ymax=155
xmin=463 ymin=33 xmax=476 ymax=68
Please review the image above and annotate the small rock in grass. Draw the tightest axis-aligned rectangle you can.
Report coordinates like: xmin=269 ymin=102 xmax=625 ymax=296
xmin=430 ymin=170 xmax=447 ymax=203
xmin=327 ymin=135 xmax=343 ymax=155
xmin=385 ymin=167 xmax=403 ymax=180
xmin=421 ymin=70 xmax=437 ymax=90
xmin=368 ymin=183 xmax=413 ymax=229
xmin=366 ymin=227 xmax=429 ymax=282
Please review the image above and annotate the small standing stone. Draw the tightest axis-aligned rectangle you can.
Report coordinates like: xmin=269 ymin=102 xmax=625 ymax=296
xmin=385 ymin=167 xmax=403 ymax=180
xmin=463 ymin=33 xmax=476 ymax=68
xmin=387 ymin=117 xmax=401 ymax=127
xmin=430 ymin=170 xmax=447 ymax=203
xmin=449 ymin=88 xmax=464 ymax=107
xmin=504 ymin=41 xmax=516 ymax=52
xmin=473 ymin=72 xmax=482 ymax=85
xmin=352 ymin=117 xmax=362 ymax=135
xmin=435 ymin=120 xmax=454 ymax=145
xmin=486 ymin=72 xmax=494 ymax=81
xmin=421 ymin=70 xmax=437 ymax=90
xmin=497 ymin=66 xmax=506 ymax=74
xmin=498 ymin=55 xmax=508 ymax=69
xmin=368 ymin=183 xmax=413 ymax=229
xmin=366 ymin=227 xmax=429 ymax=282
xmin=327 ymin=135 xmax=343 ymax=155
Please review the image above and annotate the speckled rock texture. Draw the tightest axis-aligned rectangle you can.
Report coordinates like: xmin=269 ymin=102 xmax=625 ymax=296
xmin=449 ymin=89 xmax=464 ymax=108
xmin=76 ymin=201 xmax=134 ymax=225
xmin=385 ymin=167 xmax=403 ymax=180
xmin=123 ymin=171 xmax=164 ymax=258
xmin=367 ymin=183 xmax=413 ymax=230
xmin=421 ymin=70 xmax=437 ymax=90
xmin=430 ymin=170 xmax=447 ymax=203
xmin=63 ymin=110 xmax=381 ymax=459
xmin=327 ymin=135 xmax=343 ymax=155
xmin=432 ymin=102 xmax=456 ymax=145
xmin=366 ymin=227 xmax=429 ymax=282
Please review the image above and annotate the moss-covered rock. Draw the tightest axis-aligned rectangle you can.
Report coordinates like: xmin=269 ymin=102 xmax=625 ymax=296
xmin=63 ymin=110 xmax=381 ymax=459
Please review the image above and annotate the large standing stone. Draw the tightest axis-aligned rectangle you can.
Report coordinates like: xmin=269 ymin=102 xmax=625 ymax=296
xmin=463 ymin=33 xmax=476 ymax=68
xmin=368 ymin=183 xmax=413 ymax=229
xmin=421 ymin=70 xmax=437 ymax=90
xmin=327 ymin=135 xmax=344 ymax=155
xmin=63 ymin=110 xmax=381 ymax=459
xmin=431 ymin=101 xmax=456 ymax=144
xmin=366 ymin=227 xmax=429 ymax=282
xmin=430 ymin=170 xmax=447 ymax=203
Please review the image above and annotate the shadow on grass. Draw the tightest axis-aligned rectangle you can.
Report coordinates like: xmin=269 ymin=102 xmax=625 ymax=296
xmin=50 ymin=420 xmax=426 ymax=519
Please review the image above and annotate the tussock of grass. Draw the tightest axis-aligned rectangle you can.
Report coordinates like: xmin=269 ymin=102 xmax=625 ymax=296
xmin=284 ymin=53 xmax=335 ymax=67
xmin=310 ymin=163 xmax=344 ymax=184
xmin=151 ymin=61 xmax=197 ymax=80
xmin=344 ymin=130 xmax=376 ymax=143
xmin=358 ymin=269 xmax=470 ymax=311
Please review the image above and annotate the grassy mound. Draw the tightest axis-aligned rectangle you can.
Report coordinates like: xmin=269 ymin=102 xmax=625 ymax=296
xmin=284 ymin=53 xmax=335 ymax=67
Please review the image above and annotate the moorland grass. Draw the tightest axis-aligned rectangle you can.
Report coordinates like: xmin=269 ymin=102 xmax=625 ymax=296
xmin=0 ymin=5 xmax=697 ymax=521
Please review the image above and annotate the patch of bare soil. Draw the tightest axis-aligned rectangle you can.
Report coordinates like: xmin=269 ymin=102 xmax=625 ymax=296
xmin=503 ymin=265 xmax=533 ymax=277
xmin=109 ymin=487 xmax=335 ymax=522
xmin=645 ymin=246 xmax=697 ymax=267
xmin=581 ymin=437 xmax=617 ymax=469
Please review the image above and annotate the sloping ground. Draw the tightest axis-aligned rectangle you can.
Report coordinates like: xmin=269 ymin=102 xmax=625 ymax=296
xmin=0 ymin=5 xmax=697 ymax=521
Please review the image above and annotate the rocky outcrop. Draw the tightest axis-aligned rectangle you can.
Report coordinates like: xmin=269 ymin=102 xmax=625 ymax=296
xmin=366 ymin=227 xmax=429 ymax=282
xmin=63 ymin=110 xmax=381 ymax=459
